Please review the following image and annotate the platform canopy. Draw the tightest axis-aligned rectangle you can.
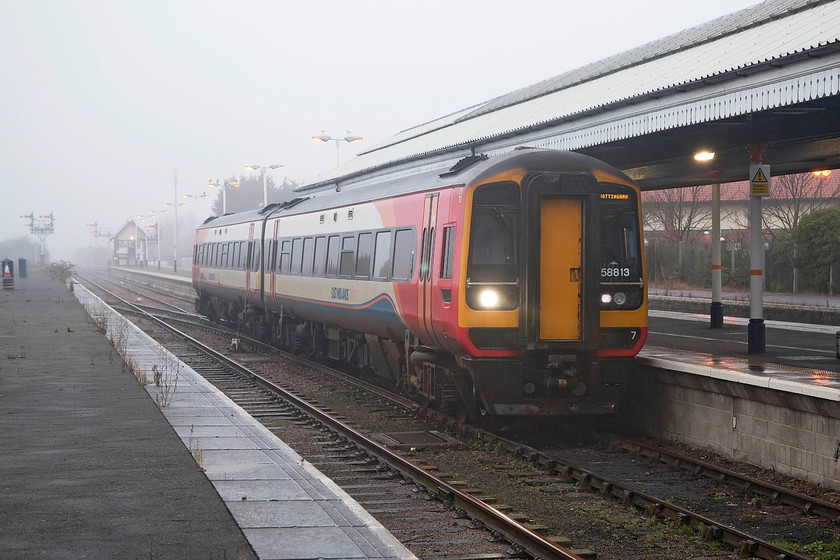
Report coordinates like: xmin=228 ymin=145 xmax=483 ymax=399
xmin=301 ymin=0 xmax=840 ymax=192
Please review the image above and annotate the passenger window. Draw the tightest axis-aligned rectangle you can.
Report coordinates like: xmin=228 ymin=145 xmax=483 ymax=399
xmin=314 ymin=236 xmax=327 ymax=275
xmin=441 ymin=226 xmax=455 ymax=279
xmin=356 ymin=233 xmax=372 ymax=278
xmin=392 ymin=229 xmax=414 ymax=281
xmin=326 ymin=235 xmax=340 ymax=275
xmin=291 ymin=238 xmax=303 ymax=274
xmin=302 ymin=237 xmax=315 ymax=275
xmin=266 ymin=239 xmax=276 ymax=272
xmin=372 ymin=231 xmax=392 ymax=279
xmin=339 ymin=236 xmax=355 ymax=276
xmin=249 ymin=240 xmax=260 ymax=272
xmin=279 ymin=240 xmax=291 ymax=273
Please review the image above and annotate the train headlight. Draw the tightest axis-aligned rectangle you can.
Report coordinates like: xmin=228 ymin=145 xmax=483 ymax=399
xmin=466 ymin=283 xmax=519 ymax=310
xmin=479 ymin=289 xmax=499 ymax=308
xmin=613 ymin=291 xmax=627 ymax=306
xmin=601 ymin=293 xmax=613 ymax=304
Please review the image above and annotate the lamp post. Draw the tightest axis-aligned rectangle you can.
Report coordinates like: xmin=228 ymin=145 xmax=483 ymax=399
xmin=163 ymin=169 xmax=179 ymax=272
xmin=135 ymin=216 xmax=150 ymax=268
xmin=182 ymin=192 xmax=210 ymax=225
xmin=147 ymin=210 xmax=166 ymax=270
xmin=312 ymin=131 xmax=363 ymax=167
xmin=244 ymin=164 xmax=283 ymax=208
xmin=208 ymin=179 xmax=240 ymax=214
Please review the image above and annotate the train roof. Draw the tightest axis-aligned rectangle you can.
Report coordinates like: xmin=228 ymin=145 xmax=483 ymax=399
xmin=197 ymin=149 xmax=633 ymax=230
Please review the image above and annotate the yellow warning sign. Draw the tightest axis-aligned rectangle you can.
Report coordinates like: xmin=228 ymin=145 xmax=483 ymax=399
xmin=750 ymin=164 xmax=770 ymax=197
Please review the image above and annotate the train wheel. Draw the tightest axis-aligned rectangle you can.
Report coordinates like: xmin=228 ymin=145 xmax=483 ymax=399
xmin=433 ymin=377 xmax=461 ymax=417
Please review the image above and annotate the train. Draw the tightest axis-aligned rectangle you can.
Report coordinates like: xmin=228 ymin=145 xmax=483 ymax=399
xmin=192 ymin=148 xmax=647 ymax=419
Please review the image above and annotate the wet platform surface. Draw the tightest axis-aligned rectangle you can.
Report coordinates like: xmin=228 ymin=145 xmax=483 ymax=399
xmin=0 ymin=273 xmax=415 ymax=559
xmin=644 ymin=309 xmax=840 ymax=399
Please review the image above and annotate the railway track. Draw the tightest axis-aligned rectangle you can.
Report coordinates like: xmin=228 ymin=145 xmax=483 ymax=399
xmin=79 ymin=268 xmax=839 ymax=560
xmin=78 ymin=272 xmax=586 ymax=560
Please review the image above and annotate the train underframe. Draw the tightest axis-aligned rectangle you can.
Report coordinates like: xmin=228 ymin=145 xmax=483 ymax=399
xmin=196 ymin=292 xmax=632 ymax=420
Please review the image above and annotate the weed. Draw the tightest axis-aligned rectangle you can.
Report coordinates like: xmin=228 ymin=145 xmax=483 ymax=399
xmin=152 ymin=345 xmax=179 ymax=408
xmin=776 ymin=537 xmax=840 ymax=559
xmin=5 ymin=347 xmax=26 ymax=359
xmin=188 ymin=427 xmax=205 ymax=472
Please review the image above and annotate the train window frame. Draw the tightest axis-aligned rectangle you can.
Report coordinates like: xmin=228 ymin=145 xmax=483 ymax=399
xmin=465 ymin=181 xmax=520 ymax=311
xmin=441 ymin=225 xmax=455 ymax=279
xmin=355 ymin=232 xmax=372 ymax=278
xmin=223 ymin=243 xmax=232 ymax=268
xmin=372 ymin=230 xmax=392 ymax=280
xmin=339 ymin=235 xmax=356 ymax=277
xmin=302 ymin=237 xmax=315 ymax=275
xmin=266 ymin=239 xmax=277 ymax=272
xmin=420 ymin=227 xmax=435 ymax=282
xmin=291 ymin=238 xmax=303 ymax=275
xmin=314 ymin=236 xmax=327 ymax=276
xmin=326 ymin=235 xmax=340 ymax=276
xmin=278 ymin=239 xmax=291 ymax=273
xmin=392 ymin=228 xmax=415 ymax=281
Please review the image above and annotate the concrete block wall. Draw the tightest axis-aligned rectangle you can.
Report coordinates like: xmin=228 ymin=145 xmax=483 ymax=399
xmin=623 ymin=366 xmax=840 ymax=490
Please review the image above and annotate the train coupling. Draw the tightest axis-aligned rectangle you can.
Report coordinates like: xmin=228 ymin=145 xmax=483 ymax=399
xmin=547 ymin=354 xmax=577 ymax=375
xmin=545 ymin=354 xmax=587 ymax=396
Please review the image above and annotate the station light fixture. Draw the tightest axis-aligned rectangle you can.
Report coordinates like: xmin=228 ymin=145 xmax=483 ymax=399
xmin=694 ymin=151 xmax=715 ymax=161
xmin=812 ymin=170 xmax=831 ymax=177
xmin=312 ymin=131 xmax=363 ymax=167
xmin=244 ymin=165 xmax=284 ymax=208
xmin=208 ymin=180 xmax=240 ymax=214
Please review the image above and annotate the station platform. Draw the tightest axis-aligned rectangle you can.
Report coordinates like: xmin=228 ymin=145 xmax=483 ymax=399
xmin=0 ymin=272 xmax=415 ymax=559
xmin=645 ymin=308 xmax=840 ymax=394
xmin=639 ymin=308 xmax=840 ymax=490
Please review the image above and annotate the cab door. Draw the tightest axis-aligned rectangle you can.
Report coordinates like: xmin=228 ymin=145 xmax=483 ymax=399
xmin=539 ymin=197 xmax=582 ymax=341
xmin=524 ymin=173 xmax=600 ymax=348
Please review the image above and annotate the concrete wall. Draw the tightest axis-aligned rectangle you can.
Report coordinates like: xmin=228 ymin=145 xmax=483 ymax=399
xmin=624 ymin=366 xmax=840 ymax=490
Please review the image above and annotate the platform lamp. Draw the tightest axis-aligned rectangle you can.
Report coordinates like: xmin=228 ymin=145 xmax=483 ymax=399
xmin=312 ymin=131 xmax=363 ymax=168
xmin=694 ymin=150 xmax=722 ymax=328
xmin=147 ymin=209 xmax=167 ymax=270
xmin=208 ymin=180 xmax=240 ymax=214
xmin=244 ymin=164 xmax=283 ymax=208
xmin=135 ymin=215 xmax=150 ymax=268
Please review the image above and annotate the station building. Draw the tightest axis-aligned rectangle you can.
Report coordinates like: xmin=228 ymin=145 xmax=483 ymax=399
xmin=111 ymin=220 xmax=150 ymax=267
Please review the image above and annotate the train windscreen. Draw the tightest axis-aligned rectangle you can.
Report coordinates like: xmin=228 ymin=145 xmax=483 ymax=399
xmin=466 ymin=182 xmax=520 ymax=310
xmin=599 ymin=188 xmax=642 ymax=282
xmin=599 ymin=186 xmax=643 ymax=310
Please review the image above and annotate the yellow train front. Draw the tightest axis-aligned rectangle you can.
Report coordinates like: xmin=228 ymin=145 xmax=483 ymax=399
xmin=193 ymin=149 xmax=646 ymax=420
xmin=416 ymin=149 xmax=647 ymax=417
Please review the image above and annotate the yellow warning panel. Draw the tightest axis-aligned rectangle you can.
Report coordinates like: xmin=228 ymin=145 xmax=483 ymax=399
xmin=750 ymin=164 xmax=770 ymax=196
xmin=540 ymin=198 xmax=582 ymax=341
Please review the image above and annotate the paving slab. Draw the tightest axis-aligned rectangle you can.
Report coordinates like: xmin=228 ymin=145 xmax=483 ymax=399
xmin=0 ymin=272 xmax=256 ymax=559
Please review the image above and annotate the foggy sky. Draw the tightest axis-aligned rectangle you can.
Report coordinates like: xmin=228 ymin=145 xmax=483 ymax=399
xmin=0 ymin=0 xmax=761 ymax=260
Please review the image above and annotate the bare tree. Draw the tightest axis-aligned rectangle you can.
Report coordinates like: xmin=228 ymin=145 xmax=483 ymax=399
xmin=643 ymin=185 xmax=713 ymax=244
xmin=761 ymin=172 xmax=840 ymax=238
